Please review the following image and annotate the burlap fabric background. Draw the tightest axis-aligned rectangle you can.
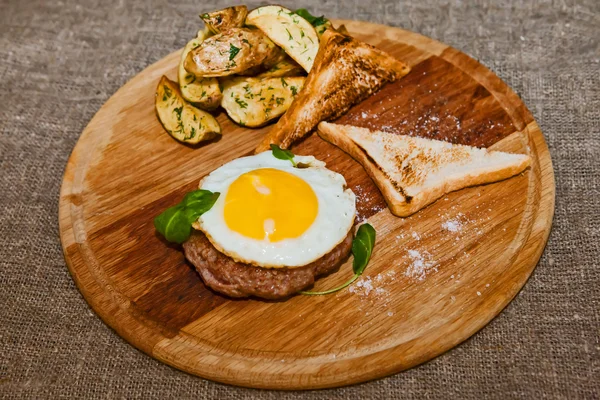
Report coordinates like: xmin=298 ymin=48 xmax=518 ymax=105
xmin=1 ymin=0 xmax=598 ymax=398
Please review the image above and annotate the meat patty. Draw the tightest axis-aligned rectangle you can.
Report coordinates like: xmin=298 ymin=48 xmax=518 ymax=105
xmin=183 ymin=230 xmax=353 ymax=299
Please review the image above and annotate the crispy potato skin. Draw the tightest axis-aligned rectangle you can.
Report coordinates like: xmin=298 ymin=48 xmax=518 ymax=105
xmin=255 ymin=56 xmax=305 ymax=78
xmin=200 ymin=6 xmax=248 ymax=34
xmin=155 ymin=76 xmax=221 ymax=144
xmin=184 ymin=28 xmax=281 ymax=77
xmin=246 ymin=5 xmax=319 ymax=72
xmin=178 ymin=31 xmax=222 ymax=110
xmin=221 ymin=76 xmax=305 ymax=127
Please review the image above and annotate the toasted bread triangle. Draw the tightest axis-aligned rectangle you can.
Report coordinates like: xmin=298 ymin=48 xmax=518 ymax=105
xmin=255 ymin=29 xmax=410 ymax=153
xmin=318 ymin=122 xmax=531 ymax=217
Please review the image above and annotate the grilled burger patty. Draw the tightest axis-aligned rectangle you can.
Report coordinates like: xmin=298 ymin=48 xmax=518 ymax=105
xmin=183 ymin=230 xmax=354 ymax=299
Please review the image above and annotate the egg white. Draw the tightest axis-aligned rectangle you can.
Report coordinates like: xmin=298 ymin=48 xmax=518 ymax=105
xmin=195 ymin=151 xmax=356 ymax=268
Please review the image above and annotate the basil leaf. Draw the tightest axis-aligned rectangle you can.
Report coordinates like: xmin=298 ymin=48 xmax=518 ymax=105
xmin=153 ymin=205 xmax=191 ymax=244
xmin=294 ymin=8 xmax=328 ymax=27
xmin=299 ymin=274 xmax=359 ymax=296
xmin=300 ymin=223 xmax=376 ymax=296
xmin=352 ymin=223 xmax=376 ymax=275
xmin=183 ymin=190 xmax=220 ymax=222
xmin=182 ymin=190 xmax=219 ymax=210
xmin=154 ymin=190 xmax=220 ymax=244
xmin=270 ymin=144 xmax=297 ymax=167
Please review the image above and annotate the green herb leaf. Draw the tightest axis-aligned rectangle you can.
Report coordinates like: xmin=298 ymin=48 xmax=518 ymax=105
xmin=235 ymin=97 xmax=248 ymax=109
xmin=300 ymin=223 xmax=376 ymax=296
xmin=299 ymin=274 xmax=359 ymax=296
xmin=294 ymin=8 xmax=328 ymax=27
xmin=162 ymin=85 xmax=172 ymax=101
xmin=154 ymin=190 xmax=220 ymax=244
xmin=270 ymin=144 xmax=296 ymax=167
xmin=229 ymin=43 xmax=241 ymax=60
xmin=352 ymin=223 xmax=376 ymax=274
xmin=182 ymin=190 xmax=220 ymax=217
xmin=154 ymin=205 xmax=190 ymax=244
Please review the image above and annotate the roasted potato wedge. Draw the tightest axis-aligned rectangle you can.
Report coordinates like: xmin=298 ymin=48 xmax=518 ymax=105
xmin=221 ymin=76 xmax=305 ymax=127
xmin=246 ymin=6 xmax=319 ymax=72
xmin=254 ymin=56 xmax=305 ymax=78
xmin=184 ymin=28 xmax=281 ymax=77
xmin=155 ymin=76 xmax=221 ymax=144
xmin=236 ymin=50 xmax=288 ymax=76
xmin=200 ymin=5 xmax=248 ymax=34
xmin=178 ymin=30 xmax=222 ymax=110
xmin=293 ymin=8 xmax=332 ymax=37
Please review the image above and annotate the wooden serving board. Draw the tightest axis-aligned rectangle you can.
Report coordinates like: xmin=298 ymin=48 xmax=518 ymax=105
xmin=59 ymin=20 xmax=554 ymax=389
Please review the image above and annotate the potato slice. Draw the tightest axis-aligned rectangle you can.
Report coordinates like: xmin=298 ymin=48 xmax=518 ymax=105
xmin=293 ymin=8 xmax=332 ymax=37
xmin=200 ymin=6 xmax=248 ymax=34
xmin=221 ymin=76 xmax=305 ymax=127
xmin=155 ymin=76 xmax=221 ymax=144
xmin=255 ymin=56 xmax=305 ymax=78
xmin=236 ymin=50 xmax=288 ymax=77
xmin=178 ymin=30 xmax=222 ymax=110
xmin=184 ymin=28 xmax=281 ymax=77
xmin=246 ymin=6 xmax=319 ymax=72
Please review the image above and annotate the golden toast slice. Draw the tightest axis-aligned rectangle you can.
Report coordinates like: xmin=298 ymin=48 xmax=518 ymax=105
xmin=317 ymin=122 xmax=531 ymax=217
xmin=255 ymin=29 xmax=410 ymax=153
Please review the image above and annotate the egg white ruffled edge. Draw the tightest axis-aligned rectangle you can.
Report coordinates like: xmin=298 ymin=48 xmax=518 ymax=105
xmin=190 ymin=152 xmax=356 ymax=268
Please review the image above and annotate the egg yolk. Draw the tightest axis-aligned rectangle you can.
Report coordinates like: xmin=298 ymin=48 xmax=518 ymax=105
xmin=223 ymin=168 xmax=319 ymax=242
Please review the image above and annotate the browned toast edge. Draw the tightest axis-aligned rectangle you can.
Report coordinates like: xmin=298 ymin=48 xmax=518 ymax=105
xmin=255 ymin=29 xmax=410 ymax=153
xmin=317 ymin=122 xmax=408 ymax=214
xmin=318 ymin=122 xmax=532 ymax=217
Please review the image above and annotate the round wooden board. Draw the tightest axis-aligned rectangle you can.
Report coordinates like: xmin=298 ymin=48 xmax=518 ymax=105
xmin=59 ymin=20 xmax=555 ymax=389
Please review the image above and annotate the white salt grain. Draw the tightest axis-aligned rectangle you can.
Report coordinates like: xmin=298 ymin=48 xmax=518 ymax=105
xmin=442 ymin=219 xmax=462 ymax=233
xmin=405 ymin=250 xmax=438 ymax=281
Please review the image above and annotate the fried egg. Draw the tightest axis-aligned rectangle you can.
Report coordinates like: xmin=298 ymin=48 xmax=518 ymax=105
xmin=195 ymin=151 xmax=356 ymax=268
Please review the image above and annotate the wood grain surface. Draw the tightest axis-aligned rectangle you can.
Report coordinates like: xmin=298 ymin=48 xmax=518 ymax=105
xmin=58 ymin=19 xmax=555 ymax=389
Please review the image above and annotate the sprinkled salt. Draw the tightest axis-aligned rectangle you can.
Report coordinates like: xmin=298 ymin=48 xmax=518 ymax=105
xmin=348 ymin=270 xmax=396 ymax=314
xmin=442 ymin=218 xmax=462 ymax=233
xmin=358 ymin=277 xmax=373 ymax=295
xmin=404 ymin=250 xmax=438 ymax=281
